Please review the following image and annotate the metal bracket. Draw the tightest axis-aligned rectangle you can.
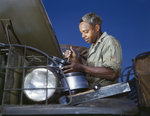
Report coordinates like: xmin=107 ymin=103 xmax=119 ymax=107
xmin=0 ymin=19 xmax=21 ymax=44
xmin=65 ymin=82 xmax=131 ymax=105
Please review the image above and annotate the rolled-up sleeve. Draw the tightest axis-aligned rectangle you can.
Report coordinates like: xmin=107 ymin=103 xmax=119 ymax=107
xmin=101 ymin=37 xmax=122 ymax=74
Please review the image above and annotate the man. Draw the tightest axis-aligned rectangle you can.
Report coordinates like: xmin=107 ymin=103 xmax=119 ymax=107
xmin=62 ymin=13 xmax=122 ymax=88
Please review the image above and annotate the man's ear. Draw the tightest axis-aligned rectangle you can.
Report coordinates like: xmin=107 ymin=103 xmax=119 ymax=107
xmin=95 ymin=24 xmax=100 ymax=32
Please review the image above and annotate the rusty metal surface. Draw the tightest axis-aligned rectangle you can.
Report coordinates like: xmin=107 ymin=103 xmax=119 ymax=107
xmin=68 ymin=82 xmax=131 ymax=105
xmin=1 ymin=97 xmax=138 ymax=115
xmin=0 ymin=0 xmax=62 ymax=58
xmin=0 ymin=82 xmax=139 ymax=115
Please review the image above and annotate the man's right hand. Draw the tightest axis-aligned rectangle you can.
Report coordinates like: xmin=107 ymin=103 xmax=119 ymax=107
xmin=64 ymin=46 xmax=79 ymax=63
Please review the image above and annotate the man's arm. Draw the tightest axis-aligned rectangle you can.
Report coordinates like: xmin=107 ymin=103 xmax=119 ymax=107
xmin=62 ymin=62 xmax=118 ymax=81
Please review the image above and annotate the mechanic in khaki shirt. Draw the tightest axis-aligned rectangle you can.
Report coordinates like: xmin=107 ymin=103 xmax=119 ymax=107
xmin=62 ymin=12 xmax=122 ymax=88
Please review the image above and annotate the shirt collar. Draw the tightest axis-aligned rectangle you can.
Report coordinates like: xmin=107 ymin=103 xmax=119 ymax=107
xmin=88 ymin=32 xmax=108 ymax=57
xmin=91 ymin=32 xmax=108 ymax=48
xmin=98 ymin=32 xmax=108 ymax=43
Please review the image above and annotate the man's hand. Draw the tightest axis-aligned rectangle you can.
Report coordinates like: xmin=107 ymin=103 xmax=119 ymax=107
xmin=64 ymin=46 xmax=79 ymax=63
xmin=62 ymin=62 xmax=82 ymax=73
xmin=64 ymin=49 xmax=71 ymax=59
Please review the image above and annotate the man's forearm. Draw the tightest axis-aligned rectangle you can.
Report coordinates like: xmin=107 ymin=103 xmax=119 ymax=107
xmin=80 ymin=65 xmax=118 ymax=81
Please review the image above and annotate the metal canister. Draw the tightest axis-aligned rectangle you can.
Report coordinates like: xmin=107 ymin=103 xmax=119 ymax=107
xmin=61 ymin=72 xmax=89 ymax=94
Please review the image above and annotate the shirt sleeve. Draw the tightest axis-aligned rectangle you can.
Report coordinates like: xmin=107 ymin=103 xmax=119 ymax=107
xmin=101 ymin=37 xmax=122 ymax=74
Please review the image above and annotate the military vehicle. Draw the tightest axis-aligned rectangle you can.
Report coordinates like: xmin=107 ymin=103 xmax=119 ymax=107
xmin=0 ymin=0 xmax=149 ymax=115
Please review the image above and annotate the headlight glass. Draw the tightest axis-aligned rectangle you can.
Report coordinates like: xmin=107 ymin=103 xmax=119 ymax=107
xmin=24 ymin=68 xmax=57 ymax=102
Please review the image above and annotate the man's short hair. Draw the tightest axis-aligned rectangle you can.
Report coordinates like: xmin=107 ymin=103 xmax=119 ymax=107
xmin=80 ymin=13 xmax=102 ymax=27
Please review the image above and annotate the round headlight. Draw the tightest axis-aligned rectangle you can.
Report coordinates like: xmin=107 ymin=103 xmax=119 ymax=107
xmin=24 ymin=68 xmax=57 ymax=102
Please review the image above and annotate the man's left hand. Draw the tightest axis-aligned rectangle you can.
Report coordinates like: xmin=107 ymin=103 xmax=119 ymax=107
xmin=62 ymin=62 xmax=82 ymax=73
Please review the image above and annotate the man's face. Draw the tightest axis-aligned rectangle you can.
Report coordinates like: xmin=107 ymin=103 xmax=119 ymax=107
xmin=79 ymin=22 xmax=98 ymax=44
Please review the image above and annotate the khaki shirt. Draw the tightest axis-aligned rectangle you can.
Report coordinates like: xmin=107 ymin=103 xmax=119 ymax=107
xmin=86 ymin=32 xmax=122 ymax=88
